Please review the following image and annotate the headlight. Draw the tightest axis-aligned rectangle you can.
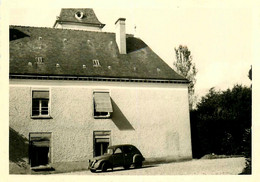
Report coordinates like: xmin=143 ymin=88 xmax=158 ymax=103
xmin=90 ymin=160 xmax=98 ymax=168
xmin=94 ymin=160 xmax=101 ymax=168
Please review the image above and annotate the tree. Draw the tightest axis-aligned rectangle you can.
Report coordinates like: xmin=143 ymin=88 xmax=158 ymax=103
xmin=248 ymin=65 xmax=252 ymax=81
xmin=190 ymin=85 xmax=252 ymax=159
xmin=173 ymin=45 xmax=198 ymax=110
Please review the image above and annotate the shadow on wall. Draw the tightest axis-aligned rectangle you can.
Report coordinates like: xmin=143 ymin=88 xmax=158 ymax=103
xmin=111 ymin=99 xmax=135 ymax=131
xmin=9 ymin=127 xmax=29 ymax=163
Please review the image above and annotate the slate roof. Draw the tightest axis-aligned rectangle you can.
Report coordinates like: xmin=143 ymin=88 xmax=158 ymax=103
xmin=54 ymin=8 xmax=105 ymax=28
xmin=9 ymin=25 xmax=188 ymax=82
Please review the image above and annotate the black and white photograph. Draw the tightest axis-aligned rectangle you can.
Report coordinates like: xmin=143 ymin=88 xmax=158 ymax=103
xmin=1 ymin=0 xmax=259 ymax=180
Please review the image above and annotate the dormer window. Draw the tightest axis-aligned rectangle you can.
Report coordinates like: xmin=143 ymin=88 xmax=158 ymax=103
xmin=35 ymin=57 xmax=43 ymax=64
xmin=93 ymin=59 xmax=101 ymax=67
xmin=75 ymin=11 xmax=84 ymax=20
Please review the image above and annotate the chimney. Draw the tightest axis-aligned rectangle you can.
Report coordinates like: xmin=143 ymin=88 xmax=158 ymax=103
xmin=115 ymin=18 xmax=126 ymax=54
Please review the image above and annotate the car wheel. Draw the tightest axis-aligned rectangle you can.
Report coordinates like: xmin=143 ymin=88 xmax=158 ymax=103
xmin=123 ymin=165 xmax=130 ymax=170
xmin=133 ymin=161 xmax=142 ymax=168
xmin=90 ymin=169 xmax=96 ymax=173
xmin=101 ymin=162 xmax=108 ymax=172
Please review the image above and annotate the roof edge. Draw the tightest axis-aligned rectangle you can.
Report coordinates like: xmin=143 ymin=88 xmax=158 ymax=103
xmin=10 ymin=25 xmax=114 ymax=35
xmin=54 ymin=20 xmax=106 ymax=28
xmin=9 ymin=74 xmax=190 ymax=84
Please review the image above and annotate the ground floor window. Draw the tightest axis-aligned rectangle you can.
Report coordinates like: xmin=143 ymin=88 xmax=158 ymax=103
xmin=29 ymin=132 xmax=51 ymax=167
xmin=93 ymin=131 xmax=111 ymax=157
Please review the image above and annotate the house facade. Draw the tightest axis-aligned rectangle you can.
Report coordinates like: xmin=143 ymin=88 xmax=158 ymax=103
xmin=9 ymin=8 xmax=192 ymax=173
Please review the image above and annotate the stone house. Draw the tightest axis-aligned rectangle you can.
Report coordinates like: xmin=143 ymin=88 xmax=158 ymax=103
xmin=9 ymin=8 xmax=192 ymax=172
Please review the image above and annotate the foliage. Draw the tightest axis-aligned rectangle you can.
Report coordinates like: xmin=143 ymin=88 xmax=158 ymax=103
xmin=248 ymin=66 xmax=252 ymax=81
xmin=190 ymin=85 xmax=251 ymax=159
xmin=239 ymin=128 xmax=251 ymax=174
xmin=174 ymin=45 xmax=198 ymax=110
xmin=9 ymin=127 xmax=29 ymax=163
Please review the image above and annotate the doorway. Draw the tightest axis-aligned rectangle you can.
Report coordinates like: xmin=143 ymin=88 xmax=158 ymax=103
xmin=93 ymin=131 xmax=111 ymax=157
xmin=29 ymin=133 xmax=51 ymax=167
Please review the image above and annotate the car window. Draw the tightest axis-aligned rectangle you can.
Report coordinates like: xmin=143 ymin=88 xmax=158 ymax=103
xmin=123 ymin=146 xmax=132 ymax=154
xmin=114 ymin=147 xmax=122 ymax=154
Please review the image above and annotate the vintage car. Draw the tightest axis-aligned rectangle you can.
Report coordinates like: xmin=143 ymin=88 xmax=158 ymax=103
xmin=89 ymin=144 xmax=145 ymax=172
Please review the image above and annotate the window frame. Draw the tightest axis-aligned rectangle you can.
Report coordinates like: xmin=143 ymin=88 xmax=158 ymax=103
xmin=31 ymin=88 xmax=52 ymax=119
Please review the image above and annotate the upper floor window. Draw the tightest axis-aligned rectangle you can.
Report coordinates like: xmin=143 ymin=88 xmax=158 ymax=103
xmin=32 ymin=90 xmax=50 ymax=117
xmin=93 ymin=91 xmax=113 ymax=118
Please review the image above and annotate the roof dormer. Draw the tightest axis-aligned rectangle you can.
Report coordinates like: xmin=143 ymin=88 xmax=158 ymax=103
xmin=53 ymin=8 xmax=105 ymax=31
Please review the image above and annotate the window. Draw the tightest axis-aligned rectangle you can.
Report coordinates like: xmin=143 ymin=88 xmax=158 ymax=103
xmin=123 ymin=146 xmax=134 ymax=154
xmin=93 ymin=131 xmax=111 ymax=157
xmin=93 ymin=91 xmax=113 ymax=118
xmin=32 ymin=90 xmax=50 ymax=117
xmin=93 ymin=59 xmax=101 ymax=67
xmin=75 ymin=11 xmax=84 ymax=20
xmin=35 ymin=57 xmax=44 ymax=64
xmin=114 ymin=147 xmax=122 ymax=154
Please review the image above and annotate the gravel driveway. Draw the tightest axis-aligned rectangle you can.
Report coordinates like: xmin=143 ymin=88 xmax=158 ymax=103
xmin=55 ymin=157 xmax=245 ymax=175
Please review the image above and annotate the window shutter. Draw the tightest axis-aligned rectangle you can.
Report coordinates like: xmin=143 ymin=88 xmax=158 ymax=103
xmin=32 ymin=91 xmax=49 ymax=99
xmin=94 ymin=92 xmax=113 ymax=112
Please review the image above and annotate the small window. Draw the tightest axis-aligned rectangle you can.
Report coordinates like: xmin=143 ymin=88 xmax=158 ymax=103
xmin=32 ymin=90 xmax=50 ymax=117
xmin=93 ymin=91 xmax=113 ymax=118
xmin=75 ymin=11 xmax=84 ymax=20
xmin=114 ymin=148 xmax=122 ymax=154
xmin=93 ymin=59 xmax=101 ymax=67
xmin=35 ymin=57 xmax=44 ymax=64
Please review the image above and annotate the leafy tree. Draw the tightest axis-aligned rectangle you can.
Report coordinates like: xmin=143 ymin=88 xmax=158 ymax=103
xmin=173 ymin=45 xmax=198 ymax=110
xmin=190 ymin=85 xmax=251 ymax=159
xmin=248 ymin=65 xmax=252 ymax=81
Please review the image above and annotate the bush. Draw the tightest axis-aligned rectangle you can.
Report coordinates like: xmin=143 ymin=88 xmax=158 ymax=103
xmin=190 ymin=85 xmax=251 ymax=159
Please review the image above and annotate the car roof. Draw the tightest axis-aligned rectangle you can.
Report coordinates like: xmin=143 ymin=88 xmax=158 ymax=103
xmin=108 ymin=144 xmax=135 ymax=149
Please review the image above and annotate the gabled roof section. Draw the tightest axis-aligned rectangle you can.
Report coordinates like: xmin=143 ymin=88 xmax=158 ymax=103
xmin=9 ymin=25 xmax=188 ymax=83
xmin=54 ymin=8 xmax=105 ymax=28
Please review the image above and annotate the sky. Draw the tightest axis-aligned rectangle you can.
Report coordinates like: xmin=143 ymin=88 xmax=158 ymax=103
xmin=4 ymin=0 xmax=257 ymax=99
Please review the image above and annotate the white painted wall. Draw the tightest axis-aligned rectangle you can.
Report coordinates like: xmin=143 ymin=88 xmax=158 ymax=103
xmin=9 ymin=79 xmax=192 ymax=163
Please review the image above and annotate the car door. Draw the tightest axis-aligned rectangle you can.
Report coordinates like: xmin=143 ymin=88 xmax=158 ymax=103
xmin=112 ymin=147 xmax=125 ymax=167
xmin=123 ymin=146 xmax=134 ymax=165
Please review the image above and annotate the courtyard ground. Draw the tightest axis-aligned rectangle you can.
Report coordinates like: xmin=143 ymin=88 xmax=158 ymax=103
xmin=53 ymin=157 xmax=245 ymax=175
